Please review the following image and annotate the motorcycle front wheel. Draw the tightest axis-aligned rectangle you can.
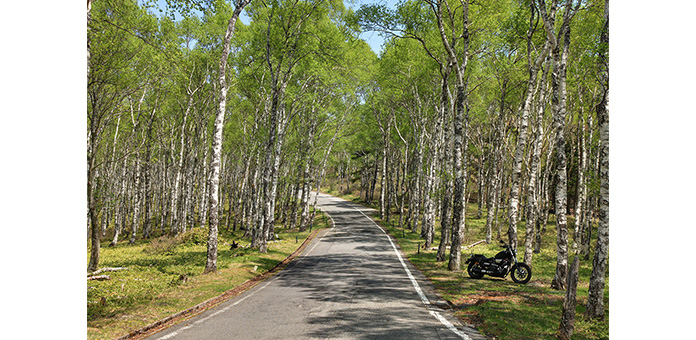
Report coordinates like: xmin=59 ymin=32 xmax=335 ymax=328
xmin=467 ymin=262 xmax=484 ymax=279
xmin=510 ymin=263 xmax=532 ymax=284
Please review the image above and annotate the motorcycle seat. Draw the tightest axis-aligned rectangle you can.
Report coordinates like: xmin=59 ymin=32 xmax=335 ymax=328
xmin=475 ymin=255 xmax=492 ymax=261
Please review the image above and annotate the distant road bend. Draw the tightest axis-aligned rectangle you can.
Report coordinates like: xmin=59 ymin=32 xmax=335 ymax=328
xmin=146 ymin=192 xmax=485 ymax=340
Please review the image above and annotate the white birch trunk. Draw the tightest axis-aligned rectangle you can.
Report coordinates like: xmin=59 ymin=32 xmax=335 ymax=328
xmin=262 ymin=111 xmax=286 ymax=250
xmin=407 ymin=144 xmax=422 ymax=233
xmin=110 ymin=159 xmax=128 ymax=246
xmin=524 ymin=56 xmax=552 ymax=265
xmin=171 ymin=96 xmax=192 ymax=235
xmin=546 ymin=0 xmax=577 ymax=290
xmin=448 ymin=38 xmax=471 ymax=272
xmin=423 ymin=102 xmax=443 ymax=249
xmin=159 ymin=155 xmax=169 ymax=234
xmin=129 ymin=158 xmax=141 ymax=244
xmin=380 ymin=127 xmax=389 ymax=221
xmin=308 ymin=106 xmax=350 ymax=226
xmin=375 ymin=106 xmax=389 ymax=221
xmin=299 ymin=156 xmax=313 ymax=231
xmin=183 ymin=146 xmax=197 ymax=232
xmin=257 ymin=84 xmax=287 ymax=253
xmin=142 ymin=112 xmax=154 ymax=239
xmin=510 ymin=0 xmax=555 ymax=254
xmin=485 ymin=102 xmax=505 ymax=243
xmin=398 ymin=146 xmax=409 ymax=229
xmin=559 ymin=254 xmax=580 ymax=339
xmin=86 ymin=10 xmax=99 ymax=270
xmin=580 ymin=114 xmax=595 ymax=258
xmin=100 ymin=211 xmax=109 ymax=237
xmin=205 ymin=0 xmax=250 ymax=273
xmin=199 ymin=132 xmax=209 ymax=227
xmin=436 ymin=70 xmax=452 ymax=262
xmin=422 ymin=159 xmax=437 ymax=249
xmin=87 ymin=0 xmax=93 ymax=81
xmin=574 ymin=105 xmax=588 ymax=250
xmin=476 ymin=152 xmax=484 ymax=220
xmin=246 ymin=159 xmax=262 ymax=238
xmin=536 ymin=128 xmax=556 ymax=252
xmin=236 ymin=154 xmax=252 ymax=230
xmin=586 ymin=0 xmax=609 ymax=319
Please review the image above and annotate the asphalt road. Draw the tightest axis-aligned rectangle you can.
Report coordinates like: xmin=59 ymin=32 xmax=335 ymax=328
xmin=145 ymin=192 xmax=485 ymax=340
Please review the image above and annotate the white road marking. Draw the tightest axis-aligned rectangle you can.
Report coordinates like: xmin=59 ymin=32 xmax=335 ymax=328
xmin=348 ymin=201 xmax=473 ymax=340
xmin=157 ymin=207 xmax=335 ymax=339
xmin=156 ymin=293 xmax=253 ymax=340
xmin=157 ymin=195 xmax=471 ymax=339
xmin=430 ymin=310 xmax=473 ymax=339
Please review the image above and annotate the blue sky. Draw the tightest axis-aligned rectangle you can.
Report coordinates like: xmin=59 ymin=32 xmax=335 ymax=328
xmin=153 ymin=0 xmax=398 ymax=55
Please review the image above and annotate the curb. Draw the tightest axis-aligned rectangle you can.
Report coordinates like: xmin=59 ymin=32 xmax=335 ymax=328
xmin=115 ymin=227 xmax=325 ymax=340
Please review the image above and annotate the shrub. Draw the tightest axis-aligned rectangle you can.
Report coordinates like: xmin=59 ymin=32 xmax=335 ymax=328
xmin=179 ymin=227 xmax=209 ymax=245
xmin=143 ymin=236 xmax=179 ymax=255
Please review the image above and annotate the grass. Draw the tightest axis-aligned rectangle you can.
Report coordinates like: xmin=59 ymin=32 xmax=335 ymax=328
xmin=87 ymin=213 xmax=330 ymax=340
xmin=322 ymin=184 xmax=609 ymax=340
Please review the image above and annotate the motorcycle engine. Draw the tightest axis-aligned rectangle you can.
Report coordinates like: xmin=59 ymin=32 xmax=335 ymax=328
xmin=492 ymin=259 xmax=509 ymax=275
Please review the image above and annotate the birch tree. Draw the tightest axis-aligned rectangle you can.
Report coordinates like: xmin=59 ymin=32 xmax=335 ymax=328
xmin=204 ymin=0 xmax=252 ymax=273
xmin=507 ymin=0 xmax=555 ymax=253
xmin=128 ymin=90 xmax=150 ymax=244
xmin=87 ymin=0 xmax=159 ymax=271
xmin=538 ymin=0 xmax=581 ymax=290
xmin=524 ymin=56 xmax=551 ymax=264
xmin=246 ymin=0 xmax=328 ymax=252
xmin=485 ymin=102 xmax=505 ymax=244
xmin=586 ymin=0 xmax=609 ymax=319
xmin=557 ymin=2 xmax=594 ymax=331
xmin=171 ymin=90 xmax=193 ymax=235
xmin=436 ymin=65 xmax=454 ymax=262
xmin=431 ymin=0 xmax=471 ymax=271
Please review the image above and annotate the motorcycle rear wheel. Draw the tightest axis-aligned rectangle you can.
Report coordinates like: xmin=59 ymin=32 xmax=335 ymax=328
xmin=467 ymin=262 xmax=484 ymax=279
xmin=510 ymin=263 xmax=531 ymax=284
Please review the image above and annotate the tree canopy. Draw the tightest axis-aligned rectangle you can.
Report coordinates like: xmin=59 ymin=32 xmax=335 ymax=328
xmin=85 ymin=0 xmax=609 ymax=336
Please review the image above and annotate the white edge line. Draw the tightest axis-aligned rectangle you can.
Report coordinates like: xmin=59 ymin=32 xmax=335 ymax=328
xmin=430 ymin=310 xmax=473 ymax=339
xmin=156 ymin=292 xmax=251 ymax=340
xmin=349 ymin=205 xmax=473 ymax=340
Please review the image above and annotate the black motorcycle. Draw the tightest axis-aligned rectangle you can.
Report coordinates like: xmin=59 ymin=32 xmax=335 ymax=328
xmin=465 ymin=241 xmax=532 ymax=284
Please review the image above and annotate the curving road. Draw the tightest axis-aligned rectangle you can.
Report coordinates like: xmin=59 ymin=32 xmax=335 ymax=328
xmin=145 ymin=192 xmax=485 ymax=340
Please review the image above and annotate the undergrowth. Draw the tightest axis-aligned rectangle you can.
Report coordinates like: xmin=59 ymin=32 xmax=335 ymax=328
xmin=87 ymin=213 xmax=329 ymax=340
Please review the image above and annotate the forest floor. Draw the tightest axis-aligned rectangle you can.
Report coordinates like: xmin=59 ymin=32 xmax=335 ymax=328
xmin=322 ymin=186 xmax=609 ymax=340
xmin=87 ymin=190 xmax=609 ymax=340
xmin=86 ymin=213 xmax=330 ymax=340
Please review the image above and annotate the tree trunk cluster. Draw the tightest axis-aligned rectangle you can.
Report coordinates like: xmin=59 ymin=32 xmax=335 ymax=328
xmin=87 ymin=0 xmax=610 ymax=330
xmin=343 ymin=0 xmax=610 ymax=331
xmin=88 ymin=0 xmax=362 ymax=275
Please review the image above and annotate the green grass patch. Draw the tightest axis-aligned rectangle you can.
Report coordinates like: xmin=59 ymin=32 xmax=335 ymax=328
xmin=87 ymin=215 xmax=328 ymax=340
xmin=323 ymin=184 xmax=609 ymax=340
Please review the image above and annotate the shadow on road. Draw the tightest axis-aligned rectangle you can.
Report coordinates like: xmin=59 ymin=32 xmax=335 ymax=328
xmin=270 ymin=198 xmax=464 ymax=339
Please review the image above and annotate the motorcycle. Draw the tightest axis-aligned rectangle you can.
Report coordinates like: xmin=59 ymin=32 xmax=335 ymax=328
xmin=465 ymin=240 xmax=532 ymax=284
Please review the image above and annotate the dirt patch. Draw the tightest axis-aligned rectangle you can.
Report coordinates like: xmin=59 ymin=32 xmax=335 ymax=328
xmin=451 ymin=291 xmax=523 ymax=307
xmin=456 ymin=310 xmax=485 ymax=328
